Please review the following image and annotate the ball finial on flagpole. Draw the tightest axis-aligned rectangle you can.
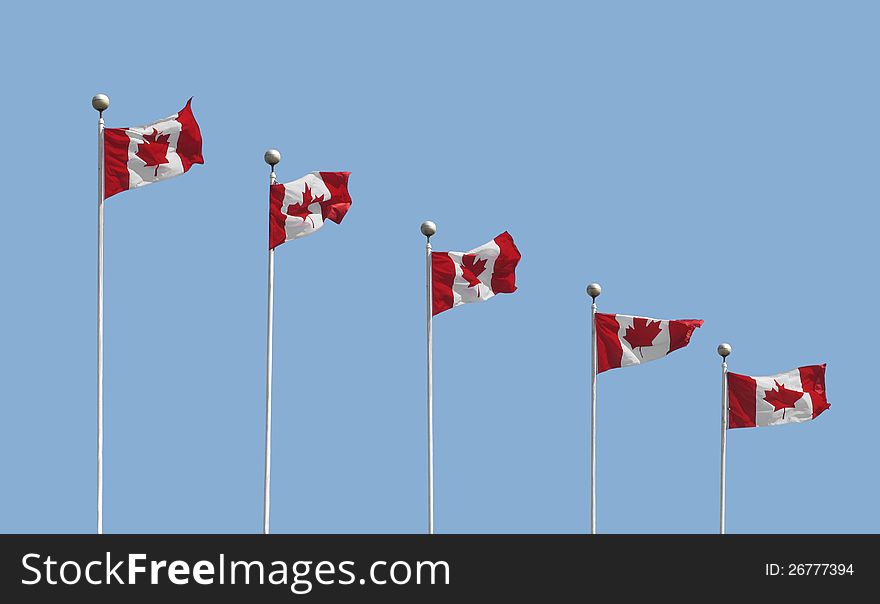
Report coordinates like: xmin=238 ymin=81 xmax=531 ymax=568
xmin=264 ymin=149 xmax=281 ymax=166
xmin=717 ymin=343 xmax=732 ymax=358
xmin=420 ymin=221 xmax=437 ymax=239
xmin=92 ymin=94 xmax=110 ymax=113
xmin=586 ymin=282 xmax=602 ymax=300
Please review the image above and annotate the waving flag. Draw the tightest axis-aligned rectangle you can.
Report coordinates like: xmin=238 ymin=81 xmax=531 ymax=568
xmin=103 ymin=98 xmax=203 ymax=198
xmin=431 ymin=232 xmax=521 ymax=315
xmin=269 ymin=172 xmax=352 ymax=249
xmin=728 ymin=364 xmax=829 ymax=428
xmin=595 ymin=313 xmax=703 ymax=373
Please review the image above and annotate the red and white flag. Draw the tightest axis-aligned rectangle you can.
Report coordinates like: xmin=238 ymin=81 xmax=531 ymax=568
xmin=728 ymin=364 xmax=829 ymax=429
xmin=595 ymin=313 xmax=703 ymax=373
xmin=269 ymin=172 xmax=352 ymax=249
xmin=104 ymin=99 xmax=203 ymax=198
xmin=431 ymin=232 xmax=521 ymax=315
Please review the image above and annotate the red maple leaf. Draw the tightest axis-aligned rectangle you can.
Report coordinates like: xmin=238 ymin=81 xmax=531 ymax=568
xmin=460 ymin=254 xmax=488 ymax=296
xmin=763 ymin=380 xmax=804 ymax=419
xmin=623 ymin=318 xmax=663 ymax=357
xmin=286 ymin=182 xmax=324 ymax=228
xmin=135 ymin=129 xmax=171 ymax=177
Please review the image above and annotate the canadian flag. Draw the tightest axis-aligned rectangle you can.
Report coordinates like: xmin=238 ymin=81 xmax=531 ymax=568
xmin=595 ymin=313 xmax=703 ymax=373
xmin=728 ymin=364 xmax=829 ymax=429
xmin=431 ymin=232 xmax=521 ymax=315
xmin=103 ymin=99 xmax=203 ymax=198
xmin=269 ymin=172 xmax=352 ymax=249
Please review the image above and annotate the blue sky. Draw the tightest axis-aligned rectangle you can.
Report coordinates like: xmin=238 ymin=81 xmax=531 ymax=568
xmin=1 ymin=1 xmax=876 ymax=533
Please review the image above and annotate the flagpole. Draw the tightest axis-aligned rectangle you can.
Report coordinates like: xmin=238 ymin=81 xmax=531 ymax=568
xmin=586 ymin=283 xmax=602 ymax=534
xmin=717 ymin=342 xmax=731 ymax=535
xmin=263 ymin=148 xmax=281 ymax=535
xmin=92 ymin=93 xmax=109 ymax=535
xmin=421 ymin=220 xmax=437 ymax=535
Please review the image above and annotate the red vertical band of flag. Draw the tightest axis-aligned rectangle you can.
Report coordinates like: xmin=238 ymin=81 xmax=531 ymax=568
xmin=489 ymin=231 xmax=519 ymax=295
xmin=268 ymin=183 xmax=287 ymax=250
xmin=174 ymin=98 xmax=203 ymax=172
xmin=799 ymin=364 xmax=829 ymax=419
xmin=595 ymin=313 xmax=624 ymax=373
xmin=727 ymin=372 xmax=758 ymax=428
xmin=431 ymin=252 xmax=457 ymax=315
xmin=317 ymin=172 xmax=352 ymax=223
xmin=668 ymin=319 xmax=704 ymax=353
xmin=104 ymin=128 xmax=131 ymax=198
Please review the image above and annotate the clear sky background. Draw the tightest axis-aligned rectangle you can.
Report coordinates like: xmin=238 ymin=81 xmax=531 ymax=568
xmin=1 ymin=1 xmax=876 ymax=534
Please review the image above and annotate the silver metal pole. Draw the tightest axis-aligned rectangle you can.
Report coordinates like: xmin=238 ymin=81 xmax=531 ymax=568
xmin=92 ymin=94 xmax=109 ymax=535
xmin=421 ymin=221 xmax=436 ymax=535
xmin=718 ymin=343 xmax=732 ymax=535
xmin=587 ymin=283 xmax=601 ymax=534
xmin=262 ymin=149 xmax=281 ymax=535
